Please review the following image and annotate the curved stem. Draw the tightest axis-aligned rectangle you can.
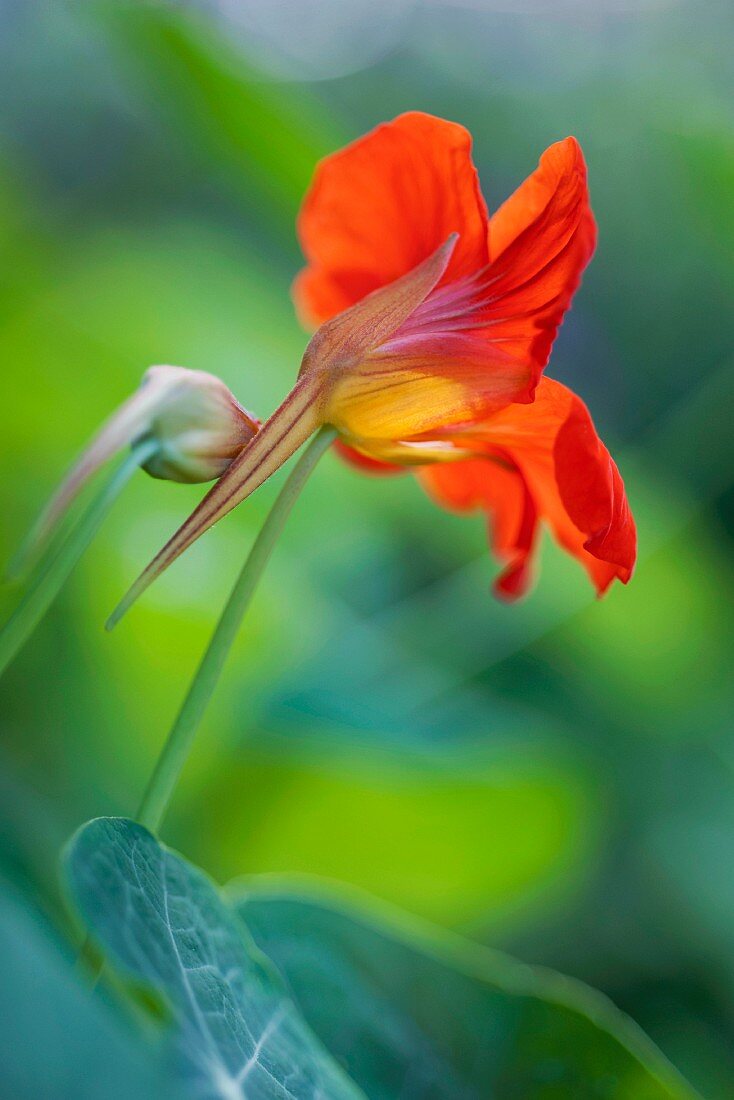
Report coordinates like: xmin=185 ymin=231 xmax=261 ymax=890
xmin=136 ymin=426 xmax=336 ymax=832
xmin=0 ymin=439 xmax=157 ymax=678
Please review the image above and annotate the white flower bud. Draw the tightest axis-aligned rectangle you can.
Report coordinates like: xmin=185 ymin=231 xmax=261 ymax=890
xmin=137 ymin=366 xmax=259 ymax=484
xmin=14 ymin=365 xmax=259 ymax=575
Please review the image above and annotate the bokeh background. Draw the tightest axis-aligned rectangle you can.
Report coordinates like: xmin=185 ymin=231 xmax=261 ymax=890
xmin=1 ymin=1 xmax=733 ymax=1094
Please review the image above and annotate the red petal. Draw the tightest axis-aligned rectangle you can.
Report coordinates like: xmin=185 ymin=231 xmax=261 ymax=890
xmin=421 ymin=456 xmax=539 ymax=598
xmin=294 ymin=112 xmax=490 ymax=327
xmin=417 ymin=378 xmax=636 ymax=598
xmin=485 ymin=137 xmax=597 ymax=385
xmin=383 ymin=137 xmax=596 ymax=401
xmin=553 ymin=390 xmax=635 ymax=585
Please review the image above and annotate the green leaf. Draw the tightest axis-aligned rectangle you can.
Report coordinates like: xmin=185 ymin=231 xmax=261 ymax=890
xmin=0 ymin=880 xmax=169 ymax=1100
xmin=65 ymin=818 xmax=362 ymax=1100
xmin=233 ymin=878 xmax=700 ymax=1100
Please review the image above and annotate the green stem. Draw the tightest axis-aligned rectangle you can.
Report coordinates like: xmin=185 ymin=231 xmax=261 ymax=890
xmin=136 ymin=426 xmax=336 ymax=832
xmin=0 ymin=439 xmax=157 ymax=678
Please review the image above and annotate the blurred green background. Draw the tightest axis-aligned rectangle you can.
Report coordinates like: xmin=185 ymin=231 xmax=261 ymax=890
xmin=1 ymin=1 xmax=732 ymax=1095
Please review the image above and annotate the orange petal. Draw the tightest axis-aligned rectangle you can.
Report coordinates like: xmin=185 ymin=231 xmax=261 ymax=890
xmin=294 ymin=112 xmax=490 ymax=327
xmin=418 ymin=377 xmax=636 ymax=598
xmin=485 ymin=137 xmax=597 ymax=382
xmin=422 ymin=456 xmax=539 ymax=597
xmin=361 ymin=136 xmax=596 ymax=408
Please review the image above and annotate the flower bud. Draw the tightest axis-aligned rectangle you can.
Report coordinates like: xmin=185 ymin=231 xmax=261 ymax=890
xmin=136 ymin=366 xmax=259 ymax=484
xmin=12 ymin=365 xmax=259 ymax=577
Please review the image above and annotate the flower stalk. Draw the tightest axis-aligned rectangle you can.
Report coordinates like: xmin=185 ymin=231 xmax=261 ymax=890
xmin=0 ymin=438 xmax=158 ymax=677
xmin=135 ymin=425 xmax=336 ymax=832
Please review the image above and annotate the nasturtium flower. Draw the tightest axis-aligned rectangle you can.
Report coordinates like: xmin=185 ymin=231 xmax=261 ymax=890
xmin=123 ymin=112 xmax=636 ymax=609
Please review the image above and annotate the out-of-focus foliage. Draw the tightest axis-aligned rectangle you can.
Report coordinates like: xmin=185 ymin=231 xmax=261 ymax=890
xmin=238 ymin=877 xmax=696 ymax=1099
xmin=0 ymin=879 xmax=170 ymax=1099
xmin=1 ymin=0 xmax=733 ymax=1096
xmin=65 ymin=817 xmax=695 ymax=1099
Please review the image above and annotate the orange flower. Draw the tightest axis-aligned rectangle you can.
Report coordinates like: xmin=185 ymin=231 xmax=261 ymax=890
xmin=121 ymin=112 xmax=635 ymax=611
